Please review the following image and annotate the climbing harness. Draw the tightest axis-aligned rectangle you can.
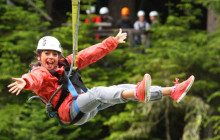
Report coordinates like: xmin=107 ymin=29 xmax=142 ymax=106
xmin=28 ymin=0 xmax=84 ymax=127
xmin=48 ymin=63 xmax=88 ymax=126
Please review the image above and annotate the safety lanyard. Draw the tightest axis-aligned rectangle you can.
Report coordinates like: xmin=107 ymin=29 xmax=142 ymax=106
xmin=68 ymin=0 xmax=80 ymax=76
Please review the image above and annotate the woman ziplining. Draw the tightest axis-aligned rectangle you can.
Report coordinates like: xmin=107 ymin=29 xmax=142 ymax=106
xmin=7 ymin=0 xmax=195 ymax=126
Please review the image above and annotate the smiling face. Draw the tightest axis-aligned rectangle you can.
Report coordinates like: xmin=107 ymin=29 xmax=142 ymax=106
xmin=38 ymin=50 xmax=59 ymax=70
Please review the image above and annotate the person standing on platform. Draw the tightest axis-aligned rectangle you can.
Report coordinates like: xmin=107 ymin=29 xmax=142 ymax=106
xmin=149 ymin=11 xmax=160 ymax=27
xmin=117 ymin=7 xmax=133 ymax=29
xmin=99 ymin=7 xmax=114 ymax=26
xmin=133 ymin=10 xmax=151 ymax=47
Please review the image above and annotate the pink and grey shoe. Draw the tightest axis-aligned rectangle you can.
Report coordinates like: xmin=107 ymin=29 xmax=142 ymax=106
xmin=170 ymin=75 xmax=195 ymax=103
xmin=135 ymin=74 xmax=151 ymax=102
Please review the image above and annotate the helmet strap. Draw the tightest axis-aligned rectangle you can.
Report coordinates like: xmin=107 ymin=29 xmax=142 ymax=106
xmin=39 ymin=61 xmax=42 ymax=66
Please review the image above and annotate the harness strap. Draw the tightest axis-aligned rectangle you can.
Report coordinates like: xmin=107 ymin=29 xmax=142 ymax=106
xmin=49 ymin=70 xmax=69 ymax=111
xmin=70 ymin=68 xmax=88 ymax=93
xmin=68 ymin=78 xmax=78 ymax=98
xmin=73 ymin=100 xmax=80 ymax=113
xmin=49 ymin=70 xmax=60 ymax=79
xmin=55 ymin=78 xmax=85 ymax=126
xmin=71 ymin=0 xmax=79 ymax=69
xmin=57 ymin=109 xmax=84 ymax=126
xmin=49 ymin=68 xmax=86 ymax=126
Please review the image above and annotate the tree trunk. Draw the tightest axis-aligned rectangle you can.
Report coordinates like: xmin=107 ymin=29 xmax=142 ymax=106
xmin=207 ymin=9 xmax=219 ymax=34
xmin=165 ymin=99 xmax=171 ymax=140
xmin=45 ymin=0 xmax=54 ymax=16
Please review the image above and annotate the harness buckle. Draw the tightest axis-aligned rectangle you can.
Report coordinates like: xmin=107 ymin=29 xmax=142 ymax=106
xmin=46 ymin=103 xmax=54 ymax=114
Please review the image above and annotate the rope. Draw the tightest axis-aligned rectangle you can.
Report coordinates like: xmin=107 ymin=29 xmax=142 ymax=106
xmin=46 ymin=0 xmax=80 ymax=115
xmin=49 ymin=0 xmax=80 ymax=103
xmin=68 ymin=0 xmax=80 ymax=76
xmin=55 ymin=0 xmax=81 ymax=127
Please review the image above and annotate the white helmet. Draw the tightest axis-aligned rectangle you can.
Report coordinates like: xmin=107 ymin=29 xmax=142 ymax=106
xmin=149 ymin=11 xmax=158 ymax=17
xmin=86 ymin=6 xmax=96 ymax=14
xmin=137 ymin=10 xmax=145 ymax=17
xmin=37 ymin=36 xmax=62 ymax=53
xmin=99 ymin=7 xmax=109 ymax=15
xmin=86 ymin=9 xmax=91 ymax=14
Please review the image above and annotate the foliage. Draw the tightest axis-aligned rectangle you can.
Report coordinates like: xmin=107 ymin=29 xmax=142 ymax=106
xmin=0 ymin=0 xmax=110 ymax=139
xmin=0 ymin=0 xmax=220 ymax=140
xmin=197 ymin=0 xmax=220 ymax=14
xmin=104 ymin=0 xmax=220 ymax=140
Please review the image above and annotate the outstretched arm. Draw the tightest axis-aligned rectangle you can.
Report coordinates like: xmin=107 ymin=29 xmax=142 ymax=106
xmin=8 ymin=78 xmax=26 ymax=95
xmin=69 ymin=29 xmax=127 ymax=69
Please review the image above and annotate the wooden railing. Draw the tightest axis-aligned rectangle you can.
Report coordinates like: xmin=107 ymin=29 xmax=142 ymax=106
xmin=62 ymin=22 xmax=151 ymax=47
xmin=95 ymin=23 xmax=151 ymax=47
xmin=95 ymin=27 xmax=149 ymax=47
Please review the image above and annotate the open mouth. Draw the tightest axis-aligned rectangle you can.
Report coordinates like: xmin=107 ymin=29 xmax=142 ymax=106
xmin=46 ymin=61 xmax=54 ymax=68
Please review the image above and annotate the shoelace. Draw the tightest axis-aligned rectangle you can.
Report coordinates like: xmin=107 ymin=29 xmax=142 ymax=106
xmin=173 ymin=78 xmax=179 ymax=85
xmin=171 ymin=78 xmax=179 ymax=95
xmin=135 ymin=82 xmax=141 ymax=98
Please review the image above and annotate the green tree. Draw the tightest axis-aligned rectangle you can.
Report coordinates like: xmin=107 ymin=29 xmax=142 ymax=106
xmin=0 ymin=0 xmax=110 ymax=139
xmin=104 ymin=0 xmax=220 ymax=139
xmin=0 ymin=0 xmax=51 ymax=139
xmin=1 ymin=0 xmax=220 ymax=139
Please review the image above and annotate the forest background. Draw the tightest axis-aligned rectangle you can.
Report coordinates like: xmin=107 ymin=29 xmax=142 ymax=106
xmin=0 ymin=0 xmax=220 ymax=139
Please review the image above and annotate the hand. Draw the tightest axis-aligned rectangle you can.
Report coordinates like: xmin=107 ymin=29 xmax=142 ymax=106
xmin=114 ymin=28 xmax=127 ymax=44
xmin=8 ymin=78 xmax=26 ymax=95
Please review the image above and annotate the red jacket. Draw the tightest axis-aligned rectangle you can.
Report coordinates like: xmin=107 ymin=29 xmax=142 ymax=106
xmin=22 ymin=37 xmax=118 ymax=122
xmin=85 ymin=16 xmax=102 ymax=23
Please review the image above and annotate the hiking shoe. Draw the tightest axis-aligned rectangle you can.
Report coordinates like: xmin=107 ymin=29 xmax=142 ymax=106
xmin=170 ymin=75 xmax=195 ymax=103
xmin=135 ymin=74 xmax=151 ymax=102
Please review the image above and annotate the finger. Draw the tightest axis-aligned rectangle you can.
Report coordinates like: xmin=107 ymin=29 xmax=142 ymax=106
xmin=11 ymin=77 xmax=16 ymax=80
xmin=11 ymin=77 xmax=19 ymax=81
xmin=119 ymin=28 xmax=122 ymax=34
xmin=121 ymin=34 xmax=127 ymax=39
xmin=11 ymin=87 xmax=19 ymax=94
xmin=122 ymin=36 xmax=127 ymax=40
xmin=117 ymin=28 xmax=122 ymax=36
xmin=8 ymin=82 xmax=16 ymax=88
xmin=9 ymin=86 xmax=17 ymax=92
xmin=122 ymin=33 xmax=127 ymax=38
xmin=120 ymin=33 xmax=127 ymax=37
xmin=119 ymin=39 xmax=126 ymax=43
xmin=16 ymin=89 xmax=21 ymax=96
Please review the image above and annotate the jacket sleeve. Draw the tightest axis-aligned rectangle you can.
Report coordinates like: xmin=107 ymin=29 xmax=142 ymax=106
xmin=64 ymin=37 xmax=118 ymax=69
xmin=22 ymin=67 xmax=47 ymax=91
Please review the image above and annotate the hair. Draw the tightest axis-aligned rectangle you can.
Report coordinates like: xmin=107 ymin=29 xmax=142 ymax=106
xmin=29 ymin=50 xmax=62 ymax=69
xmin=29 ymin=50 xmax=42 ymax=68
